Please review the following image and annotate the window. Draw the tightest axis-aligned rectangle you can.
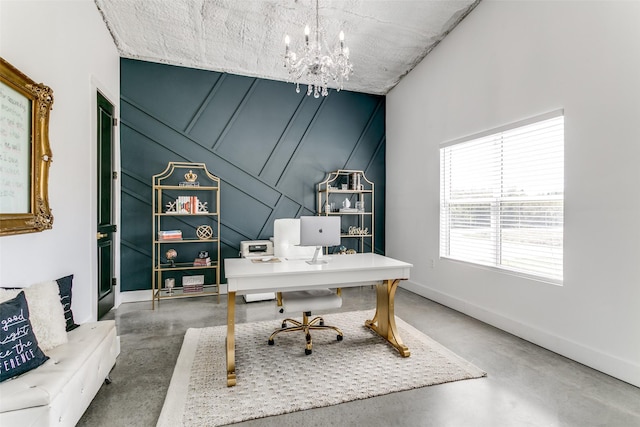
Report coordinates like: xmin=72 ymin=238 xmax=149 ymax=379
xmin=440 ymin=111 xmax=564 ymax=282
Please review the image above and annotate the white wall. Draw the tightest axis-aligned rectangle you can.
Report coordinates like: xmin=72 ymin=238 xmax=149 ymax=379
xmin=387 ymin=0 xmax=640 ymax=387
xmin=0 ymin=0 xmax=120 ymax=323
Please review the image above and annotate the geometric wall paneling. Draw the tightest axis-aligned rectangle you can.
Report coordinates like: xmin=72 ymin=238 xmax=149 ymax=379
xmin=260 ymin=195 xmax=305 ymax=239
xmin=213 ymin=81 xmax=315 ymax=176
xmin=121 ymin=59 xmax=222 ymax=131
xmin=120 ymin=190 xmax=151 ymax=246
xmin=121 ymin=246 xmax=153 ymax=292
xmin=121 ymin=98 xmax=282 ymax=206
xmin=276 ymin=93 xmax=384 ymax=205
xmin=121 ymin=170 xmax=152 ymax=206
xmin=258 ymin=97 xmax=323 ymax=185
xmin=188 ymin=74 xmax=257 ymax=148
xmin=120 ymin=179 xmax=154 ymax=291
xmin=342 ymin=102 xmax=386 ymax=171
xmin=120 ymin=59 xmax=385 ymax=292
xmin=220 ymin=183 xmax=273 ymax=239
xmin=369 ymin=143 xmax=386 ymax=254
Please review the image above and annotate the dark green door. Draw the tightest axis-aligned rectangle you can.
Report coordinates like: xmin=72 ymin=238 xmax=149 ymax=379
xmin=97 ymin=91 xmax=116 ymax=319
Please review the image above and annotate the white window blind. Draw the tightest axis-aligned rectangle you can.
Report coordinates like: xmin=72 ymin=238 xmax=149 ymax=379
xmin=440 ymin=112 xmax=564 ymax=282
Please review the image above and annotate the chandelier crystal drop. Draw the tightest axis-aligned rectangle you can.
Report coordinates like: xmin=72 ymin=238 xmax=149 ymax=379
xmin=284 ymin=0 xmax=353 ymax=97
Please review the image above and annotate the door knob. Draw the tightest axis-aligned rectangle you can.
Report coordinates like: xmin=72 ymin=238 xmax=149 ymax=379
xmin=97 ymin=232 xmax=108 ymax=239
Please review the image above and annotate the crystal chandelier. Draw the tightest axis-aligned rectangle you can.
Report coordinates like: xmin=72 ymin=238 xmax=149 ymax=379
xmin=284 ymin=0 xmax=353 ymax=97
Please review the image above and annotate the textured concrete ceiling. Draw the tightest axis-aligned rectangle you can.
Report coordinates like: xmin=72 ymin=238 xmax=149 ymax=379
xmin=95 ymin=0 xmax=480 ymax=95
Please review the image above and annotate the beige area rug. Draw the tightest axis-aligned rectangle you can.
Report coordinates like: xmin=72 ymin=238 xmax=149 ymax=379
xmin=157 ymin=310 xmax=486 ymax=427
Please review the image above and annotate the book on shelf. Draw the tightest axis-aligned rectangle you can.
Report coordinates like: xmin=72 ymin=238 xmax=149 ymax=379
xmin=158 ymin=230 xmax=182 ymax=240
xmin=193 ymin=257 xmax=211 ymax=266
xmin=177 ymin=196 xmax=199 ymax=214
xmin=183 ymin=284 xmax=204 ymax=293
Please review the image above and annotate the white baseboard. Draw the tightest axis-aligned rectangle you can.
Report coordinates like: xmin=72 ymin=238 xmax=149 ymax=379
xmin=119 ymin=284 xmax=229 ymax=304
xmin=119 ymin=290 xmax=151 ymax=303
xmin=401 ymin=280 xmax=640 ymax=388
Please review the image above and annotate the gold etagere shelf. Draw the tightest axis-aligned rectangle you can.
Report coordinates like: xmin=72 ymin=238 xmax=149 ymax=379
xmin=317 ymin=170 xmax=374 ymax=253
xmin=152 ymin=162 xmax=221 ymax=308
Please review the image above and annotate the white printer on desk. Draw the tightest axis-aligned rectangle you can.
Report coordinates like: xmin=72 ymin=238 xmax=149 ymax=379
xmin=239 ymin=240 xmax=276 ymax=302
xmin=240 ymin=240 xmax=273 ymax=258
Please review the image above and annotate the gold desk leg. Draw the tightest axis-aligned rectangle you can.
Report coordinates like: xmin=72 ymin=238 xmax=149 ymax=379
xmin=226 ymin=291 xmax=237 ymax=387
xmin=365 ymin=279 xmax=411 ymax=357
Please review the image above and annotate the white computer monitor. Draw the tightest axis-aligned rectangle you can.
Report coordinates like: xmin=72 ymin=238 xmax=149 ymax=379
xmin=299 ymin=216 xmax=341 ymax=264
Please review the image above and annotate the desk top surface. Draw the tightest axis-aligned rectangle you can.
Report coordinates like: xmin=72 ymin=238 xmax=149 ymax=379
xmin=225 ymin=252 xmax=412 ymax=279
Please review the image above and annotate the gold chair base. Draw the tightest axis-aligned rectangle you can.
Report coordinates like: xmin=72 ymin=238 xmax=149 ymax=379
xmin=268 ymin=312 xmax=344 ymax=355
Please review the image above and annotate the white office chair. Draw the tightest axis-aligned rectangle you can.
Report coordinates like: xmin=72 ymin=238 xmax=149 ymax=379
xmin=268 ymin=218 xmax=343 ymax=355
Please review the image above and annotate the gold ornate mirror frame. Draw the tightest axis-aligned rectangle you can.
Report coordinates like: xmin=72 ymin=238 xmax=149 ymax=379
xmin=0 ymin=57 xmax=54 ymax=236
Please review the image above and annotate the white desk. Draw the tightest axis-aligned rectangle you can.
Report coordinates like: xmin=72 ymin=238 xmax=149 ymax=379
xmin=224 ymin=253 xmax=413 ymax=386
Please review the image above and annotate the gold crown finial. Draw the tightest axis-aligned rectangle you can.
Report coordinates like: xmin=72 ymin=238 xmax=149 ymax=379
xmin=184 ymin=170 xmax=197 ymax=182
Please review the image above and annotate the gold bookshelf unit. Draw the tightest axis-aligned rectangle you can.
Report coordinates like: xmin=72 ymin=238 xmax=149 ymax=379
xmin=317 ymin=170 xmax=374 ymax=253
xmin=152 ymin=162 xmax=221 ymax=308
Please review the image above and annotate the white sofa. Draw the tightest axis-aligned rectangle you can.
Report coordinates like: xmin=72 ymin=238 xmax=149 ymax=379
xmin=0 ymin=320 xmax=120 ymax=427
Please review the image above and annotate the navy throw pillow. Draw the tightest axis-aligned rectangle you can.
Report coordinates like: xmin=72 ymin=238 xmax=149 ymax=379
xmin=56 ymin=275 xmax=79 ymax=331
xmin=0 ymin=291 xmax=49 ymax=382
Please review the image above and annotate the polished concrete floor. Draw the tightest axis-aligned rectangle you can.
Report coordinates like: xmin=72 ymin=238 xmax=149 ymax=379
xmin=78 ymin=288 xmax=640 ymax=427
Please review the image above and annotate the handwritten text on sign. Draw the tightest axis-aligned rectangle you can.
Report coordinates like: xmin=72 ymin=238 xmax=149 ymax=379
xmin=0 ymin=81 xmax=31 ymax=213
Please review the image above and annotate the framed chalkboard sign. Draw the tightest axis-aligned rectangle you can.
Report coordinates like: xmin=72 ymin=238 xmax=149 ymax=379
xmin=0 ymin=57 xmax=54 ymax=236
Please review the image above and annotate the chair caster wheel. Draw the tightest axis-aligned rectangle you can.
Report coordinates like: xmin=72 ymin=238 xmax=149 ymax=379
xmin=268 ymin=339 xmax=274 ymax=345
xmin=305 ymin=348 xmax=312 ymax=355
xmin=281 ymin=322 xmax=287 ymax=328
xmin=337 ymin=335 xmax=343 ymax=341
xmin=319 ymin=320 xmax=325 ymax=326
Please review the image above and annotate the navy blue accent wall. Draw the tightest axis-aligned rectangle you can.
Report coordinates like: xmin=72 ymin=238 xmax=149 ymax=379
xmin=120 ymin=59 xmax=385 ymax=292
